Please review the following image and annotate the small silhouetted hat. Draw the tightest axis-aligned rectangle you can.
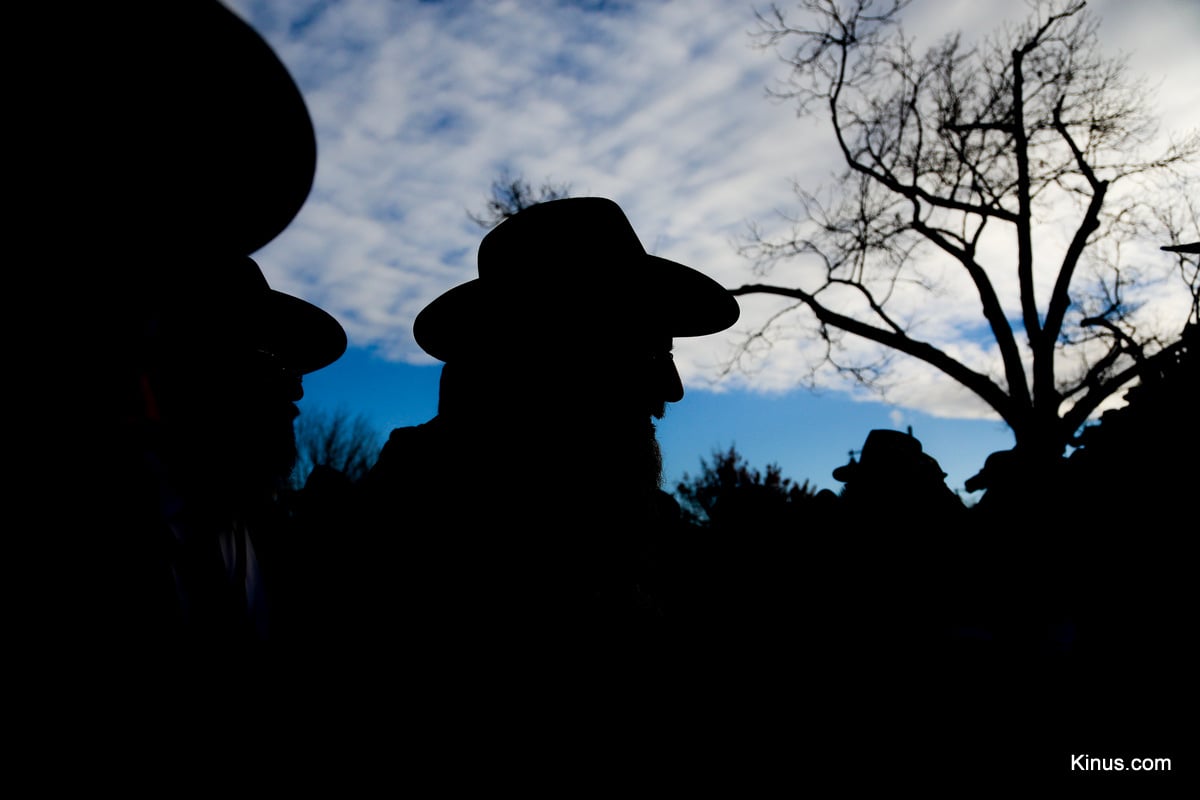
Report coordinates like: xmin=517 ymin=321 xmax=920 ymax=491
xmin=833 ymin=429 xmax=946 ymax=483
xmin=963 ymin=449 xmax=1021 ymax=493
xmin=413 ymin=197 xmax=741 ymax=362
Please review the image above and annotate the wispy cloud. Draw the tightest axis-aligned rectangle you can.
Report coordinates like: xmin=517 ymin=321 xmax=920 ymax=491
xmin=229 ymin=0 xmax=1200 ymax=417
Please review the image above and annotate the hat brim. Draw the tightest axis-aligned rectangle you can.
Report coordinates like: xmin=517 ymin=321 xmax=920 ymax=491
xmin=413 ymin=255 xmax=740 ymax=362
xmin=261 ymin=292 xmax=348 ymax=374
xmin=832 ymin=463 xmax=856 ymax=482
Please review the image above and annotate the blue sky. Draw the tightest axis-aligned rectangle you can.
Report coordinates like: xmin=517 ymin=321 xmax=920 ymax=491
xmin=225 ymin=0 xmax=1199 ymax=498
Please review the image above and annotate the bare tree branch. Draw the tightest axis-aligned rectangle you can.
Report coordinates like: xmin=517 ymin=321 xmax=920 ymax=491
xmin=737 ymin=0 xmax=1199 ymax=472
xmin=467 ymin=167 xmax=572 ymax=229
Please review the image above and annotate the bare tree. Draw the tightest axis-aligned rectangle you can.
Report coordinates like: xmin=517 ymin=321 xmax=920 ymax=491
xmin=735 ymin=0 xmax=1199 ymax=481
xmin=467 ymin=167 xmax=572 ymax=229
xmin=290 ymin=407 xmax=381 ymax=490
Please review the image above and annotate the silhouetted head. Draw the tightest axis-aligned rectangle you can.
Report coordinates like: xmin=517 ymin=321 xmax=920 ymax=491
xmin=833 ymin=429 xmax=962 ymax=517
xmin=419 ymin=198 xmax=740 ymax=495
xmin=834 ymin=430 xmax=945 ymax=485
xmin=62 ymin=2 xmax=350 ymax=512
xmin=419 ymin=197 xmax=738 ymax=425
xmin=139 ymin=255 xmax=347 ymax=513
xmin=963 ymin=449 xmax=1021 ymax=494
xmin=59 ymin=0 xmax=337 ymax=449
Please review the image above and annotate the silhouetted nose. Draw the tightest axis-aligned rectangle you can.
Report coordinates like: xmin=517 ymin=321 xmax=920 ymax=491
xmin=659 ymin=354 xmax=684 ymax=404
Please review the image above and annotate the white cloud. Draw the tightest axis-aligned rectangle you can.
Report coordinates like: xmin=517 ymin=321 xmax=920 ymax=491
xmin=226 ymin=0 xmax=1199 ymax=419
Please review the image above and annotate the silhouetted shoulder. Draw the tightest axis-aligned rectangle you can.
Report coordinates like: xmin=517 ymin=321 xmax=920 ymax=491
xmin=367 ymin=418 xmax=447 ymax=484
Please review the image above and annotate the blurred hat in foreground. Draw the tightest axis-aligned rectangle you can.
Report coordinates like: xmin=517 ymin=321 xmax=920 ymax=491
xmin=54 ymin=2 xmax=349 ymax=373
xmin=43 ymin=0 xmax=317 ymax=256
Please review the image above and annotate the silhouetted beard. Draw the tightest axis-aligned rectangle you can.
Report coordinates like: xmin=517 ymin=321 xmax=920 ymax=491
xmin=165 ymin=406 xmax=297 ymax=517
xmin=153 ymin=369 xmax=300 ymax=521
xmin=224 ymin=399 xmax=299 ymax=497
xmin=643 ymin=418 xmax=665 ymax=491
xmin=437 ymin=357 xmax=666 ymax=522
xmin=571 ymin=412 xmax=663 ymax=506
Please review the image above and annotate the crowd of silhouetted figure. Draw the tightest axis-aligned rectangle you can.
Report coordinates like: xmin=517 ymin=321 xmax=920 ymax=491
xmin=22 ymin=1 xmax=1189 ymax=780
xmin=230 ymin=386 xmax=1190 ymax=776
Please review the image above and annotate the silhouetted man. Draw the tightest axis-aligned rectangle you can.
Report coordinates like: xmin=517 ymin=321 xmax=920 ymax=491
xmin=116 ymin=255 xmax=346 ymax=654
xmin=358 ymin=197 xmax=740 ymax=677
xmin=21 ymin=2 xmax=347 ymax=677
xmin=826 ymin=429 xmax=970 ymax=655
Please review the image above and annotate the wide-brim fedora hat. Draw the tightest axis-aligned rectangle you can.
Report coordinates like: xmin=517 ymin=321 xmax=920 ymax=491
xmin=44 ymin=0 xmax=317 ymax=257
xmin=414 ymin=197 xmax=741 ymax=362
xmin=148 ymin=255 xmax=347 ymax=375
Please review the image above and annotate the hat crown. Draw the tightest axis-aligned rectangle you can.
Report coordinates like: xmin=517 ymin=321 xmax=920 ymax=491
xmin=859 ymin=429 xmax=923 ymax=463
xmin=477 ymin=198 xmax=646 ymax=293
xmin=67 ymin=1 xmax=317 ymax=256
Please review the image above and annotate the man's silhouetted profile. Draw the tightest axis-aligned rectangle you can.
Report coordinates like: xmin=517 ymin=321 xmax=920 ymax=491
xmin=114 ymin=255 xmax=346 ymax=655
xmin=358 ymin=197 xmax=739 ymax=694
xmin=20 ymin=3 xmax=348 ymax=697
